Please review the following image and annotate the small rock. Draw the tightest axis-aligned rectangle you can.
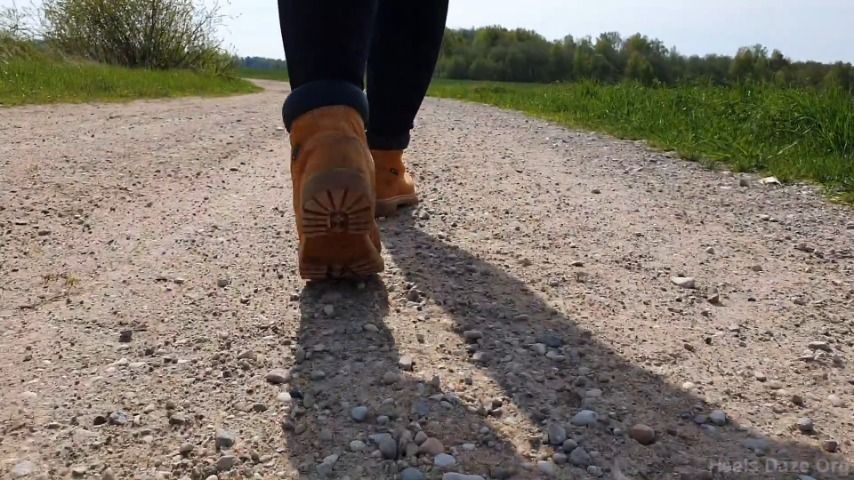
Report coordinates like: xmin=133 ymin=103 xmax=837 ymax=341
xmin=442 ymin=474 xmax=485 ymax=480
xmin=399 ymin=356 xmax=414 ymax=371
xmin=828 ymin=394 xmax=845 ymax=407
xmin=562 ymin=439 xmax=578 ymax=452
xmin=629 ymin=424 xmax=656 ymax=445
xmin=671 ymin=276 xmax=696 ymax=289
xmin=754 ymin=371 xmax=767 ymax=382
xmin=537 ymin=460 xmax=557 ymax=477
xmin=265 ymin=369 xmax=291 ymax=384
xmin=463 ymin=330 xmax=483 ymax=342
xmin=12 ymin=461 xmax=36 ymax=478
xmin=414 ymin=431 xmax=428 ymax=445
xmin=571 ymin=410 xmax=598 ymax=426
xmin=707 ymin=293 xmax=721 ymax=305
xmin=759 ymin=176 xmax=781 ymax=185
xmin=434 ymin=453 xmax=456 ymax=468
xmin=108 ymin=411 xmax=129 ymax=426
xmin=216 ymin=455 xmax=237 ymax=472
xmin=547 ymin=423 xmax=567 ymax=445
xmin=418 ymin=437 xmax=444 ymax=456
xmin=796 ymin=417 xmax=814 ymax=433
xmin=216 ymin=278 xmax=230 ymax=288
xmin=179 ymin=443 xmax=194 ymax=456
xmin=553 ymin=452 xmax=568 ymax=465
xmin=382 ymin=371 xmax=401 ymax=385
xmin=216 ymin=430 xmax=236 ymax=450
xmin=118 ymin=330 xmax=133 ymax=343
xmin=351 ymin=406 xmax=368 ymax=422
xmin=531 ymin=343 xmax=547 ymax=355
xmin=310 ymin=369 xmax=326 ymax=380
xmin=705 ymin=246 xmax=716 ymax=254
xmin=569 ymin=446 xmax=592 ymax=466
xmin=401 ymin=467 xmax=426 ymax=480
xmin=101 ymin=468 xmax=117 ymax=480
xmin=349 ymin=440 xmax=366 ymax=451
xmin=378 ymin=436 xmax=398 ymax=459
xmin=322 ymin=304 xmax=335 ymax=315
xmin=822 ymin=439 xmax=839 ymax=452
xmin=709 ymin=410 xmax=728 ymax=426
xmin=808 ymin=341 xmax=832 ymax=352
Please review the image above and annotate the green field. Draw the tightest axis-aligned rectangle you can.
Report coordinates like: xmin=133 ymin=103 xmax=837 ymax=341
xmin=0 ymin=39 xmax=260 ymax=106
xmin=428 ymin=80 xmax=853 ymax=201
xmin=239 ymin=67 xmax=289 ymax=82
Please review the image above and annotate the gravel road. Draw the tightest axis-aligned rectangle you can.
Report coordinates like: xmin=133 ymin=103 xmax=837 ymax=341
xmin=1 ymin=80 xmax=852 ymax=480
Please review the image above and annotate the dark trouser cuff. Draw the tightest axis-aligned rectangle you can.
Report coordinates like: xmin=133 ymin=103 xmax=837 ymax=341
xmin=367 ymin=131 xmax=410 ymax=150
xmin=282 ymin=80 xmax=369 ymax=131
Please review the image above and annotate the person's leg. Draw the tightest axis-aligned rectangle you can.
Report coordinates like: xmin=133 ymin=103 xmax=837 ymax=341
xmin=278 ymin=0 xmax=384 ymax=279
xmin=365 ymin=0 xmax=449 ymax=216
xmin=366 ymin=0 xmax=449 ymax=150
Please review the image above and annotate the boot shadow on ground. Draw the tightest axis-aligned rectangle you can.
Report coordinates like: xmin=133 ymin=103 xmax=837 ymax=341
xmin=375 ymin=212 xmax=851 ymax=480
xmin=285 ymin=279 xmax=529 ymax=479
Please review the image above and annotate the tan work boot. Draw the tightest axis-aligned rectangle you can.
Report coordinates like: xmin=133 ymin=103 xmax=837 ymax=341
xmin=371 ymin=149 xmax=418 ymax=217
xmin=289 ymin=106 xmax=384 ymax=280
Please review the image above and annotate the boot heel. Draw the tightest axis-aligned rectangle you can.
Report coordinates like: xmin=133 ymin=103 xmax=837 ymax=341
xmin=298 ymin=168 xmax=384 ymax=280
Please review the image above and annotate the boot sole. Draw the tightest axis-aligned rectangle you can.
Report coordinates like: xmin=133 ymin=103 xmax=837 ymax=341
xmin=299 ymin=168 xmax=384 ymax=280
xmin=375 ymin=193 xmax=419 ymax=217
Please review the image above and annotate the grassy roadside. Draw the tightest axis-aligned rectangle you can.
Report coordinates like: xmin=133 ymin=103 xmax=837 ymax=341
xmin=428 ymin=80 xmax=853 ymax=201
xmin=0 ymin=39 xmax=260 ymax=106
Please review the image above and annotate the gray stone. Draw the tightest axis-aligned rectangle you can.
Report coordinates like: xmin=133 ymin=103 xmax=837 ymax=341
xmin=215 ymin=430 xmax=236 ymax=450
xmin=562 ymin=439 xmax=578 ymax=452
xmin=399 ymin=356 xmax=414 ymax=371
xmin=350 ymin=406 xmax=368 ymax=422
xmin=434 ymin=453 xmax=456 ymax=468
xmin=216 ymin=455 xmax=237 ymax=472
xmin=671 ymin=276 xmax=696 ymax=289
xmin=378 ymin=435 xmax=398 ymax=459
xmin=382 ymin=371 xmax=401 ymax=385
xmin=569 ymin=447 xmax=592 ymax=467
xmin=537 ymin=332 xmax=564 ymax=348
xmin=463 ymin=330 xmax=483 ymax=342
xmin=797 ymin=417 xmax=814 ymax=433
xmin=709 ymin=410 xmax=728 ymax=426
xmin=537 ymin=460 xmax=557 ymax=477
xmin=401 ymin=467 xmax=426 ymax=480
xmin=349 ymin=440 xmax=366 ymax=452
xmin=12 ymin=461 xmax=36 ymax=478
xmin=443 ymin=474 xmax=485 ymax=480
xmin=571 ymin=410 xmax=598 ymax=426
xmin=547 ymin=423 xmax=567 ymax=445
xmin=418 ymin=437 xmax=445 ymax=455
xmin=265 ymin=369 xmax=291 ymax=384
xmin=553 ymin=452 xmax=568 ymax=465
xmin=414 ymin=431 xmax=428 ymax=445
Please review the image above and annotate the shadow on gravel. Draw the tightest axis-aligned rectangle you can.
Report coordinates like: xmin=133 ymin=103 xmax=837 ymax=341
xmin=383 ymin=212 xmax=849 ymax=480
xmin=284 ymin=279 xmax=528 ymax=479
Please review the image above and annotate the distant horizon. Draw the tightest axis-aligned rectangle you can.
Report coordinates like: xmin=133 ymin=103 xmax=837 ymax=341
xmin=3 ymin=0 xmax=853 ymax=64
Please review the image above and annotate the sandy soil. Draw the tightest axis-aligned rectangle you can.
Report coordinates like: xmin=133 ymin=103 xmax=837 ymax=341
xmin=1 ymin=80 xmax=852 ymax=480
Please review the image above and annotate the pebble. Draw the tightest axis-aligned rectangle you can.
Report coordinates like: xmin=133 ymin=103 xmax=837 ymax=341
xmin=547 ymin=423 xmax=567 ymax=445
xmin=315 ymin=454 xmax=338 ymax=477
xmin=108 ymin=411 xmax=129 ymax=426
xmin=399 ymin=355 xmax=414 ymax=371
xmin=531 ymin=343 xmax=547 ymax=355
xmin=378 ymin=436 xmax=398 ymax=459
xmin=382 ymin=371 xmax=401 ymax=385
xmin=310 ymin=369 xmax=326 ymax=380
xmin=401 ymin=468 xmax=426 ymax=480
xmin=216 ymin=278 xmax=230 ymax=288
xmin=434 ymin=453 xmax=456 ymax=468
xmin=796 ymin=417 xmax=814 ymax=433
xmin=569 ymin=446 xmax=592 ymax=466
xmin=571 ymin=410 xmax=598 ymax=426
xmin=265 ymin=369 xmax=291 ymax=384
xmin=562 ymin=439 xmax=578 ymax=452
xmin=828 ymin=394 xmax=845 ymax=407
xmin=179 ymin=443 xmax=194 ymax=456
xmin=102 ymin=468 xmax=117 ymax=480
xmin=537 ymin=460 xmax=557 ymax=477
xmin=216 ymin=455 xmax=237 ymax=471
xmin=322 ymin=304 xmax=335 ymax=315
xmin=709 ymin=410 xmax=728 ymax=426
xmin=351 ymin=406 xmax=368 ymax=422
xmin=463 ymin=330 xmax=483 ymax=342
xmin=553 ymin=452 xmax=568 ymax=465
xmin=822 ymin=439 xmax=839 ymax=452
xmin=12 ymin=461 xmax=36 ymax=477
xmin=277 ymin=391 xmax=292 ymax=403
xmin=118 ymin=329 xmax=133 ymax=343
xmin=442 ymin=474 xmax=485 ymax=480
xmin=216 ymin=430 xmax=236 ymax=450
xmin=587 ymin=465 xmax=604 ymax=477
xmin=419 ymin=437 xmax=445 ymax=455
xmin=671 ymin=276 xmax=696 ymax=289
xmin=414 ymin=431 xmax=428 ymax=445
xmin=629 ymin=424 xmax=656 ymax=445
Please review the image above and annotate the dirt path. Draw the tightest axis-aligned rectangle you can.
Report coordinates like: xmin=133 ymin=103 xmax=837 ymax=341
xmin=1 ymin=80 xmax=852 ymax=480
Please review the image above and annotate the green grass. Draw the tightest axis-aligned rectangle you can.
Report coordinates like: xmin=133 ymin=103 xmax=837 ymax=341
xmin=0 ymin=38 xmax=260 ymax=106
xmin=238 ymin=67 xmax=289 ymax=82
xmin=429 ymin=79 xmax=853 ymax=201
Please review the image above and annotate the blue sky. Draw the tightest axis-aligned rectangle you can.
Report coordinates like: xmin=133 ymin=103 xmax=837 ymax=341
xmin=4 ymin=0 xmax=853 ymax=63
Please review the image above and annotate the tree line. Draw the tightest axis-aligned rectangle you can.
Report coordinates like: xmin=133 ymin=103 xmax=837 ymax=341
xmin=436 ymin=27 xmax=852 ymax=90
